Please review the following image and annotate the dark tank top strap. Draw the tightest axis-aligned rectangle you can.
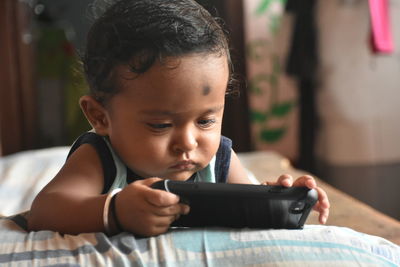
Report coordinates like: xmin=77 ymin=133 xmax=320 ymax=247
xmin=214 ymin=136 xmax=232 ymax=183
xmin=67 ymin=132 xmax=116 ymax=193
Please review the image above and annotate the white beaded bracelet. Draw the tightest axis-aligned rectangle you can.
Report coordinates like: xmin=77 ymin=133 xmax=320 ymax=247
xmin=103 ymin=188 xmax=122 ymax=235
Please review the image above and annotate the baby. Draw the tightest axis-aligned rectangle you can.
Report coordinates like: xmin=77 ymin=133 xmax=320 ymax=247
xmin=28 ymin=0 xmax=329 ymax=236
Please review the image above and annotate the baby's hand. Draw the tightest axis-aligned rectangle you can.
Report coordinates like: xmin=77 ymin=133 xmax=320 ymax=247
xmin=262 ymin=174 xmax=330 ymax=224
xmin=115 ymin=178 xmax=190 ymax=236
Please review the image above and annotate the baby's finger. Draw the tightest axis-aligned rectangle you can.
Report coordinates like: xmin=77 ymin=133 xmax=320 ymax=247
xmin=152 ymin=205 xmax=178 ymax=217
xmin=277 ymin=174 xmax=293 ymax=187
xmin=320 ymin=207 xmax=329 ymax=224
xmin=313 ymin=202 xmax=329 ymax=224
xmin=152 ymin=209 xmax=187 ymax=229
xmin=292 ymin=175 xmax=316 ymax=189
xmin=141 ymin=217 xmax=175 ymax=236
xmin=264 ymin=174 xmax=293 ymax=186
xmin=137 ymin=177 xmax=164 ymax=187
xmin=152 ymin=203 xmax=190 ymax=217
xmin=312 ymin=187 xmax=330 ymax=224
xmin=180 ymin=203 xmax=190 ymax=215
xmin=316 ymin=187 xmax=329 ymax=205
xmin=145 ymin=187 xmax=180 ymax=207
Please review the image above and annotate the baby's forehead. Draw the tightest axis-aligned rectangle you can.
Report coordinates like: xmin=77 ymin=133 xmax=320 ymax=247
xmin=113 ymin=54 xmax=229 ymax=98
xmin=116 ymin=53 xmax=228 ymax=80
xmin=127 ymin=52 xmax=228 ymax=70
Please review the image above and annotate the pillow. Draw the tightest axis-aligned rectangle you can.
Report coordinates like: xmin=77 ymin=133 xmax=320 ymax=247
xmin=0 ymin=147 xmax=69 ymax=216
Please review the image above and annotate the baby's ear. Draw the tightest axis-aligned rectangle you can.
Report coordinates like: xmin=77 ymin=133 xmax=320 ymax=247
xmin=79 ymin=95 xmax=110 ymax=136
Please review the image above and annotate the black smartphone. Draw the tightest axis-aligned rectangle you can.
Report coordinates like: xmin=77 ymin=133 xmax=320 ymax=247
xmin=151 ymin=180 xmax=318 ymax=229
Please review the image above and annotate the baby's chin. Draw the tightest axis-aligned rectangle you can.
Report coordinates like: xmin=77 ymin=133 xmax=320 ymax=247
xmin=138 ymin=165 xmax=204 ymax=181
xmin=160 ymin=170 xmax=198 ymax=181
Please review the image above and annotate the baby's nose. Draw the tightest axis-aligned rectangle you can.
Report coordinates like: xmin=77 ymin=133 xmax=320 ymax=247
xmin=172 ymin=128 xmax=198 ymax=153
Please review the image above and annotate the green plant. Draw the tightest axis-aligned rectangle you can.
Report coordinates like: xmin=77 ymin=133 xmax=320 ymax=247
xmin=247 ymin=0 xmax=295 ymax=143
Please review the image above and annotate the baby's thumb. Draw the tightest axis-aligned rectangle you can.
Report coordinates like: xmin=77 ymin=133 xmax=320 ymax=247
xmin=138 ymin=177 xmax=164 ymax=187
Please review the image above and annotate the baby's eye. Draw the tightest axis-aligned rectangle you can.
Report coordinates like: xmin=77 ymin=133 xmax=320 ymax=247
xmin=147 ymin=123 xmax=172 ymax=130
xmin=197 ymin=119 xmax=216 ymax=128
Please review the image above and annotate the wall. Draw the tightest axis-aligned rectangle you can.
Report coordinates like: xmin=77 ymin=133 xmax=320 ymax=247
xmin=243 ymin=0 xmax=299 ymax=161
xmin=315 ymin=0 xmax=400 ymax=220
xmin=34 ymin=0 xmax=93 ymax=147
xmin=0 ymin=0 xmax=36 ymax=155
xmin=40 ymin=0 xmax=93 ymax=52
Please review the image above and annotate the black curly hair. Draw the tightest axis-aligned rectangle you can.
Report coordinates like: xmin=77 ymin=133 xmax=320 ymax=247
xmin=82 ymin=0 xmax=237 ymax=104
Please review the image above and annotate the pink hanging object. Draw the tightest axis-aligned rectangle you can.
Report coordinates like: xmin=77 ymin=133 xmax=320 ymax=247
xmin=369 ymin=0 xmax=394 ymax=54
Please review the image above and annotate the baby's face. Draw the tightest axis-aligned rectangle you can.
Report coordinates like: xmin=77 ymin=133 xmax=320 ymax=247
xmin=105 ymin=54 xmax=229 ymax=181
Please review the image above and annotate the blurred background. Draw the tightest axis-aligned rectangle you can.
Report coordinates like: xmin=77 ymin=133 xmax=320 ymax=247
xmin=1 ymin=0 xmax=399 ymax=220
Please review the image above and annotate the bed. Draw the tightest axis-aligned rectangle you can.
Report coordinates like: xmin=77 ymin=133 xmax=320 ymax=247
xmin=0 ymin=147 xmax=399 ymax=266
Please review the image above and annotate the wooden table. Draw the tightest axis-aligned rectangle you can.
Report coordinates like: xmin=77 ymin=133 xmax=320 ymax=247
xmin=238 ymin=151 xmax=400 ymax=245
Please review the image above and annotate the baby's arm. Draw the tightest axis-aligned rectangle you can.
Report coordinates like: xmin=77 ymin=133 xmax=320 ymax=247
xmin=28 ymin=144 xmax=188 ymax=236
xmin=28 ymin=144 xmax=107 ymax=234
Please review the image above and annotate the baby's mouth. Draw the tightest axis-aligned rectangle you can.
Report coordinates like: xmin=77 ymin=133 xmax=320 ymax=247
xmin=170 ymin=160 xmax=198 ymax=171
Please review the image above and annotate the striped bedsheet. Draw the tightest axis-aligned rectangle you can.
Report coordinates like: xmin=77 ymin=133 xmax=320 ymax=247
xmin=1 ymin=212 xmax=399 ymax=266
